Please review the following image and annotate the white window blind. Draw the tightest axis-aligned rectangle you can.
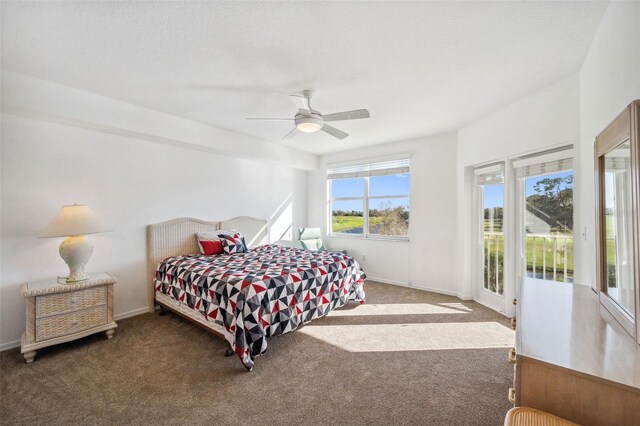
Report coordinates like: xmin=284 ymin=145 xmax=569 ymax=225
xmin=513 ymin=147 xmax=573 ymax=178
xmin=604 ymin=145 xmax=631 ymax=170
xmin=474 ymin=163 xmax=504 ymax=185
xmin=327 ymin=158 xmax=410 ymax=180
xmin=605 ymin=157 xmax=631 ymax=170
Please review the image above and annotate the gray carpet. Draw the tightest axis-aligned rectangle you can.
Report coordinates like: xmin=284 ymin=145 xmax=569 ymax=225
xmin=1 ymin=281 xmax=514 ymax=425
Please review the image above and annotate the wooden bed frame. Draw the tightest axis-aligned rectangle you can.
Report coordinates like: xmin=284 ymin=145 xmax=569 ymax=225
xmin=146 ymin=216 xmax=268 ymax=345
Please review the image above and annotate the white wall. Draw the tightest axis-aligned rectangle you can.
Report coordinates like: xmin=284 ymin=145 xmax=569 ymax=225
xmin=0 ymin=112 xmax=308 ymax=349
xmin=2 ymin=1 xmax=638 ymax=350
xmin=576 ymin=0 xmax=640 ymax=289
xmin=305 ymin=1 xmax=639 ymax=314
xmin=456 ymin=76 xmax=580 ymax=313
xmin=307 ymin=132 xmax=460 ymax=297
xmin=457 ymin=76 xmax=580 ymax=168
xmin=307 ymin=77 xmax=581 ymax=306
xmin=454 ymin=0 xmax=640 ymax=311
xmin=2 ymin=71 xmax=318 ymax=171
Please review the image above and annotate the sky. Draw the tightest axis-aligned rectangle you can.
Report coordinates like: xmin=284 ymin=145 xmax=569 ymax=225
xmin=483 ymin=170 xmax=573 ymax=208
xmin=331 ymin=174 xmax=410 ymax=212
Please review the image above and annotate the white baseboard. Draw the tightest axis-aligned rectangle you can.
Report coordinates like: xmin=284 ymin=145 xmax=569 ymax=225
xmin=0 ymin=306 xmax=150 ymax=353
xmin=367 ymin=276 xmax=470 ymax=300
xmin=367 ymin=276 xmax=410 ymax=287
xmin=114 ymin=306 xmax=149 ymax=321
xmin=0 ymin=340 xmax=20 ymax=352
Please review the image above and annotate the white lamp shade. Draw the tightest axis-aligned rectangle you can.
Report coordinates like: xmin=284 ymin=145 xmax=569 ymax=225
xmin=40 ymin=204 xmax=111 ymax=238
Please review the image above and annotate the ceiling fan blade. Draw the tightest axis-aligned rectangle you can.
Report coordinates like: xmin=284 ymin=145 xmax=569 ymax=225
xmin=282 ymin=128 xmax=299 ymax=140
xmin=246 ymin=117 xmax=293 ymax=121
xmin=321 ymin=124 xmax=349 ymax=140
xmin=290 ymin=94 xmax=310 ymax=111
xmin=322 ymin=109 xmax=370 ymax=122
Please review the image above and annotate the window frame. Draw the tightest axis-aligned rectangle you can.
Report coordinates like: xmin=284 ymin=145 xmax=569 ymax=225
xmin=475 ymin=164 xmax=506 ymax=297
xmin=328 ymin=174 xmax=410 ymax=241
xmin=595 ymin=101 xmax=640 ymax=343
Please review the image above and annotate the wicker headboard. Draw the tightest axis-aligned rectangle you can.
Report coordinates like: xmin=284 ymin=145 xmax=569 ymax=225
xmin=146 ymin=216 xmax=268 ymax=312
xmin=220 ymin=216 xmax=268 ymax=247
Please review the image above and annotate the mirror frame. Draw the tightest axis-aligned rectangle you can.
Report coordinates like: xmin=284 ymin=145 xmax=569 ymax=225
xmin=595 ymin=100 xmax=640 ymax=343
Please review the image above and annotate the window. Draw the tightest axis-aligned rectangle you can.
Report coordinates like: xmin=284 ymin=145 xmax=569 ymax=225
xmin=328 ymin=158 xmax=410 ymax=238
xmin=514 ymin=148 xmax=574 ymax=284
xmin=330 ymin=178 xmax=365 ymax=234
xmin=475 ymin=164 xmax=505 ymax=295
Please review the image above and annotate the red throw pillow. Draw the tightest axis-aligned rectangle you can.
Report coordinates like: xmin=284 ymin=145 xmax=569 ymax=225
xmin=200 ymin=239 xmax=224 ymax=255
xmin=196 ymin=232 xmax=225 ymax=255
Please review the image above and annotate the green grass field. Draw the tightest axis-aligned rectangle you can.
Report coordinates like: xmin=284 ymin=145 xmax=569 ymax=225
xmin=524 ymin=236 xmax=574 ymax=277
xmin=331 ymin=215 xmax=383 ymax=233
xmin=486 ymin=232 xmax=616 ymax=282
xmin=484 ymin=215 xmax=620 ymax=279
xmin=334 ymin=213 xmax=619 ymax=281
xmin=484 ymin=234 xmax=574 ymax=277
xmin=484 ymin=219 xmax=503 ymax=232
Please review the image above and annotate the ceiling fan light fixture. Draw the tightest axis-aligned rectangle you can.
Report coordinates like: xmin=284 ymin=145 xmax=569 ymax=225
xmin=297 ymin=122 xmax=322 ymax=133
xmin=295 ymin=115 xmax=323 ymax=133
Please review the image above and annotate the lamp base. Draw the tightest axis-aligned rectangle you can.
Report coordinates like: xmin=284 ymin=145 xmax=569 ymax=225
xmin=59 ymin=235 xmax=93 ymax=283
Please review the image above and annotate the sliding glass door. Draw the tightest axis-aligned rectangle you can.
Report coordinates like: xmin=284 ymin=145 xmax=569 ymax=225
xmin=483 ymin=184 xmax=505 ymax=294
xmin=523 ymin=172 xmax=574 ymax=282
xmin=515 ymin=149 xmax=574 ymax=286
xmin=471 ymin=148 xmax=574 ymax=315
xmin=474 ymin=164 xmax=506 ymax=312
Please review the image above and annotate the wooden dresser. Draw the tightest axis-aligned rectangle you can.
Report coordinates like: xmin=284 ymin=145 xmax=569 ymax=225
xmin=511 ymin=281 xmax=640 ymax=425
xmin=21 ymin=272 xmax=117 ymax=363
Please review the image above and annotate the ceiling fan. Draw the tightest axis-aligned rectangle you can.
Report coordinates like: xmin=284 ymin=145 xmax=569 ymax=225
xmin=246 ymin=90 xmax=370 ymax=140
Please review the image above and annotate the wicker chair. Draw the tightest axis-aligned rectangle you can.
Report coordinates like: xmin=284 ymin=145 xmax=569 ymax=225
xmin=504 ymin=407 xmax=579 ymax=426
xmin=297 ymin=228 xmax=346 ymax=254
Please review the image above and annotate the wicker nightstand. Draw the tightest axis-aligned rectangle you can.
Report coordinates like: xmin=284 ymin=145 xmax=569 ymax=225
xmin=20 ymin=272 xmax=117 ymax=363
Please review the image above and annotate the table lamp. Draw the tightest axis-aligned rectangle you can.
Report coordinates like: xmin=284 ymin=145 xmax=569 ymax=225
xmin=39 ymin=204 xmax=111 ymax=283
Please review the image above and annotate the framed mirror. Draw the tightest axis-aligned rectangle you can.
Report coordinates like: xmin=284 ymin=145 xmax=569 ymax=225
xmin=595 ymin=100 xmax=640 ymax=342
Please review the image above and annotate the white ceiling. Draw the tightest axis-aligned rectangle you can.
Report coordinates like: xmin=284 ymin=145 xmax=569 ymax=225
xmin=2 ymin=1 xmax=608 ymax=155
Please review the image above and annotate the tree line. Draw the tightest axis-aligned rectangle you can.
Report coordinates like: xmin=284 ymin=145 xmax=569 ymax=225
xmin=333 ymin=206 xmax=409 ymax=220
xmin=484 ymin=175 xmax=573 ymax=232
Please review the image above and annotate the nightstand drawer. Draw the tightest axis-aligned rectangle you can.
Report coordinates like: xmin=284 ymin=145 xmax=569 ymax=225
xmin=36 ymin=306 xmax=107 ymax=341
xmin=36 ymin=286 xmax=106 ymax=318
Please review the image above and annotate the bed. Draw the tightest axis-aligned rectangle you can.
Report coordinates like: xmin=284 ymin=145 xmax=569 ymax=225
xmin=147 ymin=216 xmax=366 ymax=370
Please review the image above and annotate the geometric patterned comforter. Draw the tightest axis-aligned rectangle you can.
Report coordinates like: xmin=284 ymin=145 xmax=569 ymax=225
xmin=154 ymin=244 xmax=366 ymax=370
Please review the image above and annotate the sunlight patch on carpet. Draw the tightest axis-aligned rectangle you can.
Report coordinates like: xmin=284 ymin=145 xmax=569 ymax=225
xmin=438 ymin=302 xmax=473 ymax=312
xmin=329 ymin=303 xmax=472 ymax=316
xmin=299 ymin=321 xmax=514 ymax=352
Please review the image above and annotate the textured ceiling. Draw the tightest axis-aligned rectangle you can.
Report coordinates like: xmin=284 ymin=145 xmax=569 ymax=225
xmin=1 ymin=1 xmax=607 ymax=155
